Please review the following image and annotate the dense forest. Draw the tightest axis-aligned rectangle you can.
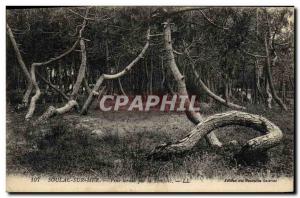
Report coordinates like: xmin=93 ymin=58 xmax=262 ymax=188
xmin=7 ymin=7 xmax=294 ymax=107
xmin=6 ymin=7 xmax=295 ymax=181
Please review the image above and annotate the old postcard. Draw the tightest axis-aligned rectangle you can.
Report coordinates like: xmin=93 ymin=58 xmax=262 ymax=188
xmin=6 ymin=6 xmax=295 ymax=192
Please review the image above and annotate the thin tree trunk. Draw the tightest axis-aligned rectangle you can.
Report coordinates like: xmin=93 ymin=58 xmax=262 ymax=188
xmin=163 ymin=19 xmax=222 ymax=147
xmin=186 ymin=50 xmax=245 ymax=110
xmin=36 ymin=71 xmax=69 ymax=101
xmin=118 ymin=78 xmax=127 ymax=96
xmin=264 ymin=35 xmax=287 ymax=110
xmin=148 ymin=111 xmax=283 ymax=160
xmin=25 ymin=11 xmax=88 ymax=120
xmin=70 ymin=38 xmax=87 ymax=100
xmin=80 ymin=28 xmax=151 ymax=115
xmin=160 ymin=56 xmax=165 ymax=91
xmin=36 ymin=37 xmax=87 ymax=123
xmin=254 ymin=59 xmax=263 ymax=103
xmin=7 ymin=24 xmax=33 ymax=106
xmin=81 ymin=75 xmax=105 ymax=115
xmin=83 ymin=77 xmax=92 ymax=94
xmin=224 ymin=78 xmax=229 ymax=103
xmin=281 ymin=80 xmax=286 ymax=103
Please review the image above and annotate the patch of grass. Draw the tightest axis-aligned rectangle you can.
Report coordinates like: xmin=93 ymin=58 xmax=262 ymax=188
xmin=6 ymin=103 xmax=294 ymax=181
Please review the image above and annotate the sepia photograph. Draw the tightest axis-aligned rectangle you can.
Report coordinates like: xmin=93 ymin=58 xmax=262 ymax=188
xmin=5 ymin=6 xmax=295 ymax=192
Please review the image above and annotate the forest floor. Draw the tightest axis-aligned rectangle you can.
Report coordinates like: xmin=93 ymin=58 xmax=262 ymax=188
xmin=6 ymin=102 xmax=294 ymax=182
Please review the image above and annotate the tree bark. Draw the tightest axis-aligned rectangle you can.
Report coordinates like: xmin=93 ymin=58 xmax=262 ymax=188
xmin=264 ymin=35 xmax=287 ymax=111
xmin=254 ymin=59 xmax=263 ymax=103
xmin=83 ymin=77 xmax=92 ymax=94
xmin=148 ymin=111 xmax=283 ymax=160
xmin=36 ymin=37 xmax=87 ymax=123
xmin=25 ymin=10 xmax=88 ymax=120
xmin=36 ymin=71 xmax=69 ymax=101
xmin=7 ymin=24 xmax=33 ymax=106
xmin=80 ymin=28 xmax=151 ymax=115
xmin=163 ymin=19 xmax=222 ymax=147
xmin=70 ymin=39 xmax=87 ymax=100
xmin=34 ymin=100 xmax=78 ymax=125
xmin=265 ymin=76 xmax=273 ymax=109
xmin=185 ymin=46 xmax=245 ymax=110
xmin=80 ymin=75 xmax=105 ymax=115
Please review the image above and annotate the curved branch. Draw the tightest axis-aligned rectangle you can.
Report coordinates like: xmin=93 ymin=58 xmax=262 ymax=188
xmin=33 ymin=8 xmax=89 ymax=67
xmin=68 ymin=8 xmax=94 ymax=21
xmin=241 ymin=49 xmax=266 ymax=58
xmin=148 ymin=111 xmax=283 ymax=160
xmin=25 ymin=9 xmax=89 ymax=120
xmin=7 ymin=24 xmax=33 ymax=106
xmin=163 ymin=19 xmax=222 ymax=147
xmin=186 ymin=54 xmax=245 ymax=110
xmin=70 ymin=38 xmax=87 ymax=99
xmin=102 ymin=29 xmax=150 ymax=80
xmin=36 ymin=38 xmax=87 ymax=124
xmin=198 ymin=10 xmax=229 ymax=30
xmin=80 ymin=28 xmax=151 ymax=115
xmin=36 ymin=71 xmax=69 ymax=101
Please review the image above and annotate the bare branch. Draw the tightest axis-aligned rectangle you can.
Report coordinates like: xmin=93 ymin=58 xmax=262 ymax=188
xmin=36 ymin=71 xmax=69 ymax=101
xmin=103 ymin=28 xmax=151 ymax=79
xmin=198 ymin=10 xmax=229 ymax=30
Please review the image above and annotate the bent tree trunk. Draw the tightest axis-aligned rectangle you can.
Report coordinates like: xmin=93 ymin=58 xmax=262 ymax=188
xmin=80 ymin=28 xmax=151 ymax=115
xmin=7 ymin=24 xmax=33 ymax=107
xmin=83 ymin=77 xmax=92 ymax=94
xmin=264 ymin=35 xmax=287 ymax=111
xmin=36 ymin=71 xmax=70 ymax=101
xmin=186 ymin=52 xmax=245 ymax=110
xmin=25 ymin=10 xmax=88 ymax=120
xmin=36 ymin=38 xmax=87 ymax=124
xmin=35 ymin=100 xmax=78 ymax=125
xmin=81 ymin=75 xmax=105 ymax=115
xmin=148 ymin=111 xmax=283 ymax=160
xmin=163 ymin=19 xmax=222 ymax=147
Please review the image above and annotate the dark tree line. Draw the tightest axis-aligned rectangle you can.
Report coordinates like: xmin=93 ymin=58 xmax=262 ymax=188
xmin=7 ymin=7 xmax=294 ymax=106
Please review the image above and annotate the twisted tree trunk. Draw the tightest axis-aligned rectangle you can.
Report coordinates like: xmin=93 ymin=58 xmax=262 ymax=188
xmin=25 ymin=10 xmax=88 ymax=120
xmin=7 ymin=24 xmax=33 ymax=107
xmin=36 ymin=38 xmax=87 ymax=123
xmin=34 ymin=100 xmax=78 ymax=125
xmin=148 ymin=111 xmax=283 ymax=160
xmin=80 ymin=28 xmax=151 ymax=115
xmin=163 ymin=19 xmax=222 ymax=147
